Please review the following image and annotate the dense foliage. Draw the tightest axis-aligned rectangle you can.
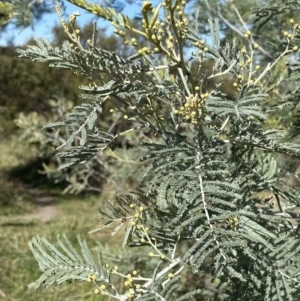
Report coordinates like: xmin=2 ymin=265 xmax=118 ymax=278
xmin=15 ymin=0 xmax=300 ymax=300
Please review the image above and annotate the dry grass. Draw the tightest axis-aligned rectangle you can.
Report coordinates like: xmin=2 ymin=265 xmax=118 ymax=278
xmin=0 ymin=191 xmax=111 ymax=301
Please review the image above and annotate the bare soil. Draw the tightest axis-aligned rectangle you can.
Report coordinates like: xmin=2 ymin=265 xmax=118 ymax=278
xmin=20 ymin=187 xmax=58 ymax=223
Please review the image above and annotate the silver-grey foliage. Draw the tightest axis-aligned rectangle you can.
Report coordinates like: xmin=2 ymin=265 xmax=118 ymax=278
xmin=17 ymin=0 xmax=300 ymax=300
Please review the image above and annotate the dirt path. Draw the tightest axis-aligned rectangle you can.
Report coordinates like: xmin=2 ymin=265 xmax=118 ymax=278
xmin=20 ymin=187 xmax=58 ymax=223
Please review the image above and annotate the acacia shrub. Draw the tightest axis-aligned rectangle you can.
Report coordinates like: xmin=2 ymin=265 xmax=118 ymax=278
xmin=16 ymin=0 xmax=300 ymax=300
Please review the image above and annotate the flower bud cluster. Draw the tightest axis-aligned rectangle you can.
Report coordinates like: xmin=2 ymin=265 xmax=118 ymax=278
xmin=282 ymin=19 xmax=300 ymax=52
xmin=228 ymin=216 xmax=239 ymax=231
xmin=123 ymin=271 xmax=142 ymax=298
xmin=119 ymin=0 xmax=187 ymax=56
xmin=87 ymin=274 xmax=109 ymax=295
xmin=174 ymin=93 xmax=208 ymax=124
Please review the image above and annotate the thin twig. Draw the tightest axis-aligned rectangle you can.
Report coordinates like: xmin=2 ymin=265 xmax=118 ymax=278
xmin=278 ymin=269 xmax=299 ymax=282
xmin=118 ymin=258 xmax=182 ymax=301
xmin=220 ymin=116 xmax=230 ymax=132
xmin=231 ymin=3 xmax=248 ymax=31
xmin=171 ymin=232 xmax=181 ymax=260
xmin=196 ymin=151 xmax=227 ymax=260
xmin=208 ymin=60 xmax=237 ymax=79
xmin=215 ymin=8 xmax=273 ymax=60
